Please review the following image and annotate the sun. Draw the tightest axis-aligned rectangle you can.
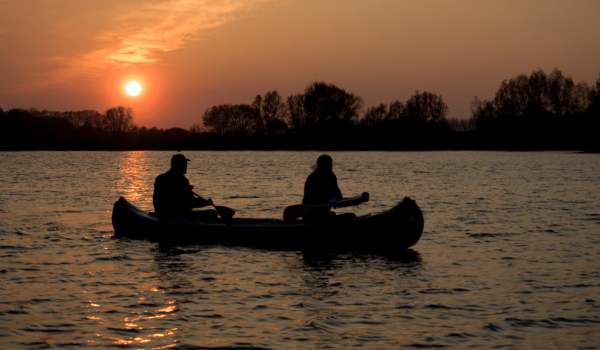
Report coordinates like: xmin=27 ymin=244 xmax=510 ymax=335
xmin=125 ymin=81 xmax=142 ymax=96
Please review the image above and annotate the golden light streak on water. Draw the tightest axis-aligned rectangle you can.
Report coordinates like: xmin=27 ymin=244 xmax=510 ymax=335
xmin=145 ymin=314 xmax=167 ymax=320
xmin=116 ymin=151 xmax=153 ymax=207
xmin=157 ymin=305 xmax=176 ymax=313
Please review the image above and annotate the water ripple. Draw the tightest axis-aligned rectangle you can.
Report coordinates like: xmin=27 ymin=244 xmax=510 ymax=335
xmin=0 ymin=150 xmax=599 ymax=349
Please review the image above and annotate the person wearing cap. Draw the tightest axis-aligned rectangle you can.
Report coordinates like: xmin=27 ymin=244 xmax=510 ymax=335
xmin=152 ymin=154 xmax=218 ymax=220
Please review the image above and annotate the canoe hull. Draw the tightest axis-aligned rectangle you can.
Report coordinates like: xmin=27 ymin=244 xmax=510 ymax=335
xmin=111 ymin=196 xmax=424 ymax=251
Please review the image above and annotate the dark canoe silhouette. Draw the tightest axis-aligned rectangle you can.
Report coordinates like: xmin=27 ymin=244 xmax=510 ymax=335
xmin=111 ymin=196 xmax=424 ymax=251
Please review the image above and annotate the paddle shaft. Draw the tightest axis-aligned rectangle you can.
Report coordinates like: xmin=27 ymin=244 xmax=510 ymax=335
xmin=192 ymin=191 xmax=235 ymax=219
xmin=283 ymin=193 xmax=369 ymax=221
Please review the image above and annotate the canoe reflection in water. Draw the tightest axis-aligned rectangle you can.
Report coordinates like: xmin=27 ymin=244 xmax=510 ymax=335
xmin=112 ymin=195 xmax=424 ymax=252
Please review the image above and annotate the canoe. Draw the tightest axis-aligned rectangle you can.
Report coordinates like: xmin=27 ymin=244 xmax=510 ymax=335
xmin=111 ymin=196 xmax=424 ymax=251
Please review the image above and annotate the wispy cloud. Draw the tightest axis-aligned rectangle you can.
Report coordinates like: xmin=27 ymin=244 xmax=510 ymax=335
xmin=52 ymin=0 xmax=275 ymax=83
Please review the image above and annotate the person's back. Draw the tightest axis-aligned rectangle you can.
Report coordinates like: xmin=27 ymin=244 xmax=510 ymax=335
xmin=153 ymin=170 xmax=194 ymax=217
xmin=152 ymin=154 xmax=217 ymax=220
xmin=303 ymin=170 xmax=342 ymax=205
xmin=302 ymin=154 xmax=354 ymax=222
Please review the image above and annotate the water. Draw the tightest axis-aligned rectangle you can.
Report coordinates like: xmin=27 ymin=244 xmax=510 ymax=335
xmin=1 ymin=151 xmax=599 ymax=349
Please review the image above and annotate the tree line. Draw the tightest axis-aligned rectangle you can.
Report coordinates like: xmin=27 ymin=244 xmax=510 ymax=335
xmin=468 ymin=68 xmax=599 ymax=150
xmin=199 ymin=82 xmax=454 ymax=149
xmin=1 ymin=68 xmax=598 ymax=151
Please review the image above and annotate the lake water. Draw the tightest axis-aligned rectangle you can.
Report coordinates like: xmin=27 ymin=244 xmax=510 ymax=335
xmin=1 ymin=151 xmax=599 ymax=349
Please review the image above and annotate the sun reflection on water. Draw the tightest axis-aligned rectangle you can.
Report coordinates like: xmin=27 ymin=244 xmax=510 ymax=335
xmin=145 ymin=314 xmax=167 ymax=320
xmin=116 ymin=151 xmax=153 ymax=210
xmin=85 ymin=285 xmax=182 ymax=348
xmin=157 ymin=305 xmax=177 ymax=313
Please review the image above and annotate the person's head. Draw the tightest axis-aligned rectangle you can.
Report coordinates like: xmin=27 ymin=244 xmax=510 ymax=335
xmin=312 ymin=154 xmax=333 ymax=173
xmin=170 ymin=154 xmax=190 ymax=175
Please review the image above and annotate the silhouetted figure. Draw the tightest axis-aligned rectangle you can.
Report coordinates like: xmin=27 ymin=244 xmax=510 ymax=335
xmin=302 ymin=154 xmax=356 ymax=222
xmin=153 ymin=154 xmax=218 ymax=220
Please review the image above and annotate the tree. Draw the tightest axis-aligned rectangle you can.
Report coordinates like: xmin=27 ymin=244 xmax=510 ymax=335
xmin=589 ymin=72 xmax=600 ymax=112
xmin=490 ymin=68 xmax=591 ymax=119
xmin=471 ymin=68 xmax=596 ymax=132
xmin=359 ymin=103 xmax=387 ymax=131
xmin=469 ymin=96 xmax=497 ymax=131
xmin=190 ymin=123 xmax=206 ymax=134
xmin=229 ymin=104 xmax=256 ymax=139
xmin=63 ymin=110 xmax=104 ymax=129
xmin=103 ymin=106 xmax=136 ymax=139
xmin=28 ymin=108 xmax=41 ymax=117
xmin=386 ymin=100 xmax=405 ymax=121
xmin=201 ymin=104 xmax=257 ymax=139
xmin=404 ymin=90 xmax=449 ymax=127
xmin=545 ymin=68 xmax=590 ymax=116
xmin=202 ymin=104 xmax=233 ymax=135
xmin=447 ymin=118 xmax=475 ymax=132
xmin=287 ymin=93 xmax=314 ymax=135
xmin=303 ymin=82 xmax=364 ymax=136
xmin=252 ymin=90 xmax=287 ymax=136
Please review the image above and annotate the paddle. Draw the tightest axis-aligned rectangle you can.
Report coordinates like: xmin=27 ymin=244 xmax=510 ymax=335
xmin=192 ymin=191 xmax=236 ymax=219
xmin=283 ymin=192 xmax=369 ymax=221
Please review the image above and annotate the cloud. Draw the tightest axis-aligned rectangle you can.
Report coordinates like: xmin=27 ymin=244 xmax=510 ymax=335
xmin=52 ymin=0 xmax=275 ymax=83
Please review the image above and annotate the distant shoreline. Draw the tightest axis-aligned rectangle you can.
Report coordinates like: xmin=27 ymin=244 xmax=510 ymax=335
xmin=1 ymin=148 xmax=595 ymax=153
xmin=2 ymin=69 xmax=598 ymax=153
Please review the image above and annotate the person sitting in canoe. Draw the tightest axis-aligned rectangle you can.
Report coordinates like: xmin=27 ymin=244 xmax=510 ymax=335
xmin=302 ymin=154 xmax=356 ymax=222
xmin=152 ymin=154 xmax=218 ymax=220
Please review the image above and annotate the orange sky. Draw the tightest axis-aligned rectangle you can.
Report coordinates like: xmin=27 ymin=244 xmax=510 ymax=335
xmin=1 ymin=0 xmax=599 ymax=128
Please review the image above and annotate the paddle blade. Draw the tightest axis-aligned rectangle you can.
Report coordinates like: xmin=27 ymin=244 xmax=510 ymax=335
xmin=215 ymin=205 xmax=235 ymax=219
xmin=283 ymin=203 xmax=323 ymax=221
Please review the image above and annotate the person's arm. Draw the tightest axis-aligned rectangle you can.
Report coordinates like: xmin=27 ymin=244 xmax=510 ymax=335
xmin=332 ymin=173 xmax=343 ymax=201
xmin=153 ymin=175 xmax=175 ymax=214
xmin=184 ymin=183 xmax=213 ymax=208
xmin=174 ymin=178 xmax=201 ymax=211
xmin=192 ymin=196 xmax=212 ymax=208
xmin=302 ymin=175 xmax=316 ymax=204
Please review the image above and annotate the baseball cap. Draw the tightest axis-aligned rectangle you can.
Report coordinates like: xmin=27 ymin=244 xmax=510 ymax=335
xmin=171 ymin=154 xmax=190 ymax=165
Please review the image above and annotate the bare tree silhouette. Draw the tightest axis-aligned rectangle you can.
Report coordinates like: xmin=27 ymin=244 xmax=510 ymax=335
xmin=252 ymin=90 xmax=287 ymax=136
xmin=103 ymin=106 xmax=135 ymax=140
xmin=303 ymin=82 xmax=364 ymax=137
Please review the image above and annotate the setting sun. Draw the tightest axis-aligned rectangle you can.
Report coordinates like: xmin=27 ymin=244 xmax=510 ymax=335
xmin=126 ymin=82 xmax=142 ymax=96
